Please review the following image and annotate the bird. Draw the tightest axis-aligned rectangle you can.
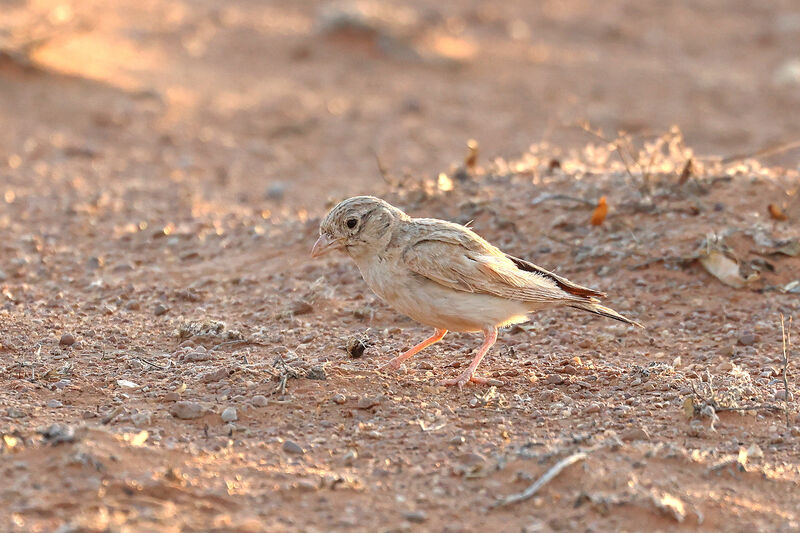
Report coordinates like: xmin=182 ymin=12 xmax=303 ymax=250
xmin=311 ymin=196 xmax=642 ymax=387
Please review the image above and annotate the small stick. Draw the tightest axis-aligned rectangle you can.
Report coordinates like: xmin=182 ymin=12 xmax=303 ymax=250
xmin=208 ymin=339 xmax=270 ymax=352
xmin=721 ymin=139 xmax=800 ymax=164
xmin=493 ymin=451 xmax=588 ymax=508
xmin=780 ymin=314 xmax=792 ymax=427
xmin=373 ymin=150 xmax=392 ymax=185
xmin=137 ymin=357 xmax=170 ymax=370
xmin=530 ymin=193 xmax=595 ymax=207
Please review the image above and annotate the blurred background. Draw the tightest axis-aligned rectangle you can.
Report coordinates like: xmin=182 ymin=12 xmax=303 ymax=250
xmin=2 ymin=0 xmax=800 ymax=211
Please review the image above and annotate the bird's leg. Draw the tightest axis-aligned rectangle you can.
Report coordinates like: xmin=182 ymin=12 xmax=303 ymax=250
xmin=439 ymin=327 xmax=502 ymax=388
xmin=380 ymin=328 xmax=447 ymax=371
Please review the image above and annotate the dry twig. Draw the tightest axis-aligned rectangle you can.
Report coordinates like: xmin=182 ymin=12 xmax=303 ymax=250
xmin=492 ymin=451 xmax=588 ymax=508
xmin=780 ymin=314 xmax=792 ymax=427
xmin=720 ymin=139 xmax=800 ymax=165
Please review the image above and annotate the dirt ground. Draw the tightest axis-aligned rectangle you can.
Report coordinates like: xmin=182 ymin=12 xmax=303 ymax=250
xmin=2 ymin=1 xmax=800 ymax=531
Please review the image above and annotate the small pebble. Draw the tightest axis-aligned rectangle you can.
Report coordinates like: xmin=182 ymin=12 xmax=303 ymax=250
xmin=252 ymin=395 xmax=269 ymax=407
xmin=131 ymin=412 xmax=152 ymax=427
xmin=342 ymin=450 xmax=358 ymax=465
xmin=357 ymin=396 xmax=380 ymax=409
xmin=283 ymin=440 xmax=305 ymax=455
xmin=332 ymin=393 xmax=347 ymax=404
xmin=221 ymin=406 xmax=238 ymax=422
xmin=585 ymin=403 xmax=602 ymax=414
xmin=169 ymin=401 xmax=205 ymax=420
xmin=7 ymin=407 xmax=26 ymax=418
xmin=449 ymin=435 xmax=466 ymax=446
xmin=47 ymin=399 xmax=63 ymax=409
xmin=403 ymin=511 xmax=427 ymax=524
xmin=59 ymin=333 xmax=75 ymax=346
xmin=545 ymin=374 xmax=564 ymax=385
xmin=738 ymin=331 xmax=758 ymax=346
xmin=163 ymin=392 xmax=180 ymax=402
xmin=290 ymin=300 xmax=313 ymax=315
xmin=621 ymin=427 xmax=650 ymax=441
xmin=200 ymin=368 xmax=229 ymax=383
xmin=774 ymin=390 xmax=794 ymax=401
xmin=153 ymin=303 xmax=169 ymax=316
xmin=40 ymin=423 xmax=79 ymax=444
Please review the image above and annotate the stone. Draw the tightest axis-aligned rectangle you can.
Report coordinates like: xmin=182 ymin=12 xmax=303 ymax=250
xmin=403 ymin=511 xmax=427 ymax=523
xmin=221 ymin=407 xmax=238 ymax=422
xmin=131 ymin=411 xmax=152 ymax=427
xmin=283 ymin=440 xmax=305 ymax=455
xmin=621 ymin=427 xmax=650 ymax=441
xmin=357 ymin=396 xmax=380 ymax=409
xmin=59 ymin=333 xmax=76 ymax=346
xmin=738 ymin=331 xmax=758 ymax=346
xmin=545 ymin=374 xmax=564 ymax=385
xmin=200 ymin=368 xmax=229 ymax=383
xmin=169 ymin=401 xmax=205 ymax=420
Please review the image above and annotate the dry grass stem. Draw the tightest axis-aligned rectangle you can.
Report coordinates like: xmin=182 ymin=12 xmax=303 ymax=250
xmin=493 ymin=451 xmax=589 ymax=508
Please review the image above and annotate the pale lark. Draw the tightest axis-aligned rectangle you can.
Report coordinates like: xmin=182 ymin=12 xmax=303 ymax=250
xmin=312 ymin=196 xmax=642 ymax=387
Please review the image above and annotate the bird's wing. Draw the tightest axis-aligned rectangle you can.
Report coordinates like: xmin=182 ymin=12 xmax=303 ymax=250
xmin=401 ymin=225 xmax=585 ymax=304
xmin=504 ymin=254 xmax=605 ymax=299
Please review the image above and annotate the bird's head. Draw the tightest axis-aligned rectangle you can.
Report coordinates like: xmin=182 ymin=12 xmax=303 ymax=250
xmin=312 ymin=196 xmax=407 ymax=259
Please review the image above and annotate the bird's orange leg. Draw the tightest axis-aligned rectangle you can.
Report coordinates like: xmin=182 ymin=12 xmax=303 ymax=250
xmin=438 ymin=326 xmax=502 ymax=388
xmin=381 ymin=328 xmax=447 ymax=371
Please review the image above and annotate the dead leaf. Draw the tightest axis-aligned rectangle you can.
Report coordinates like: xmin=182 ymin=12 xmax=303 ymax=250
xmin=590 ymin=196 xmax=608 ymax=226
xmin=678 ymin=158 xmax=693 ymax=185
xmin=772 ymin=239 xmax=800 ymax=257
xmin=683 ymin=397 xmax=695 ymax=419
xmin=768 ymin=203 xmax=788 ymax=221
xmin=465 ymin=139 xmax=478 ymax=169
xmin=699 ymin=249 xmax=759 ymax=288
xmin=783 ymin=280 xmax=800 ymax=293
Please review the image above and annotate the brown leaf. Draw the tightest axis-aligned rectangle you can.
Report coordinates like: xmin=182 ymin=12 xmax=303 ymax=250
xmin=465 ymin=139 xmax=478 ymax=169
xmin=768 ymin=204 xmax=788 ymax=221
xmin=698 ymin=249 xmax=759 ymax=288
xmin=590 ymin=196 xmax=608 ymax=226
xmin=678 ymin=158 xmax=693 ymax=185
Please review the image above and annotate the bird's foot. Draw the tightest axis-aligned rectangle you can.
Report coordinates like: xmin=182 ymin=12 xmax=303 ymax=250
xmin=438 ymin=372 xmax=504 ymax=388
xmin=379 ymin=357 xmax=405 ymax=372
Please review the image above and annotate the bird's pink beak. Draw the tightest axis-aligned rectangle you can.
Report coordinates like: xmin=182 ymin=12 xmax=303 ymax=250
xmin=311 ymin=234 xmax=343 ymax=258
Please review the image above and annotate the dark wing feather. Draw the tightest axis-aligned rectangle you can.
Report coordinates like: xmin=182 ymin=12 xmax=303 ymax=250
xmin=505 ymin=254 xmax=605 ymax=299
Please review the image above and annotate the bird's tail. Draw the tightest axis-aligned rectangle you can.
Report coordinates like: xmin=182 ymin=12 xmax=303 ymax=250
xmin=569 ymin=301 xmax=643 ymax=328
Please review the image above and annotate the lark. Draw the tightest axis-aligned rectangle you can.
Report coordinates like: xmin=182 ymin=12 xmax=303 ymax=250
xmin=312 ymin=196 xmax=642 ymax=387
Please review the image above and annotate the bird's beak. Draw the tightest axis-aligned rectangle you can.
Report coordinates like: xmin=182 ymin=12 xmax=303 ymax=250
xmin=311 ymin=234 xmax=343 ymax=258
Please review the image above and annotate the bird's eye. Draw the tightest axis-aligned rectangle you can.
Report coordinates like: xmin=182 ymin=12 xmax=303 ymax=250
xmin=346 ymin=218 xmax=358 ymax=229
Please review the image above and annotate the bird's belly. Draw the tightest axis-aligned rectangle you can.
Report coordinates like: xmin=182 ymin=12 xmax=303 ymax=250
xmin=361 ymin=266 xmax=531 ymax=332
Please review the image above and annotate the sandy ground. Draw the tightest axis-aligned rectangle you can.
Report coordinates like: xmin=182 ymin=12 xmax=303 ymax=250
xmin=1 ymin=1 xmax=800 ymax=532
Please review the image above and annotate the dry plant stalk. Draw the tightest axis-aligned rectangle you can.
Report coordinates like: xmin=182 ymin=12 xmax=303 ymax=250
xmin=780 ymin=314 xmax=792 ymax=427
xmin=493 ymin=451 xmax=588 ymax=507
